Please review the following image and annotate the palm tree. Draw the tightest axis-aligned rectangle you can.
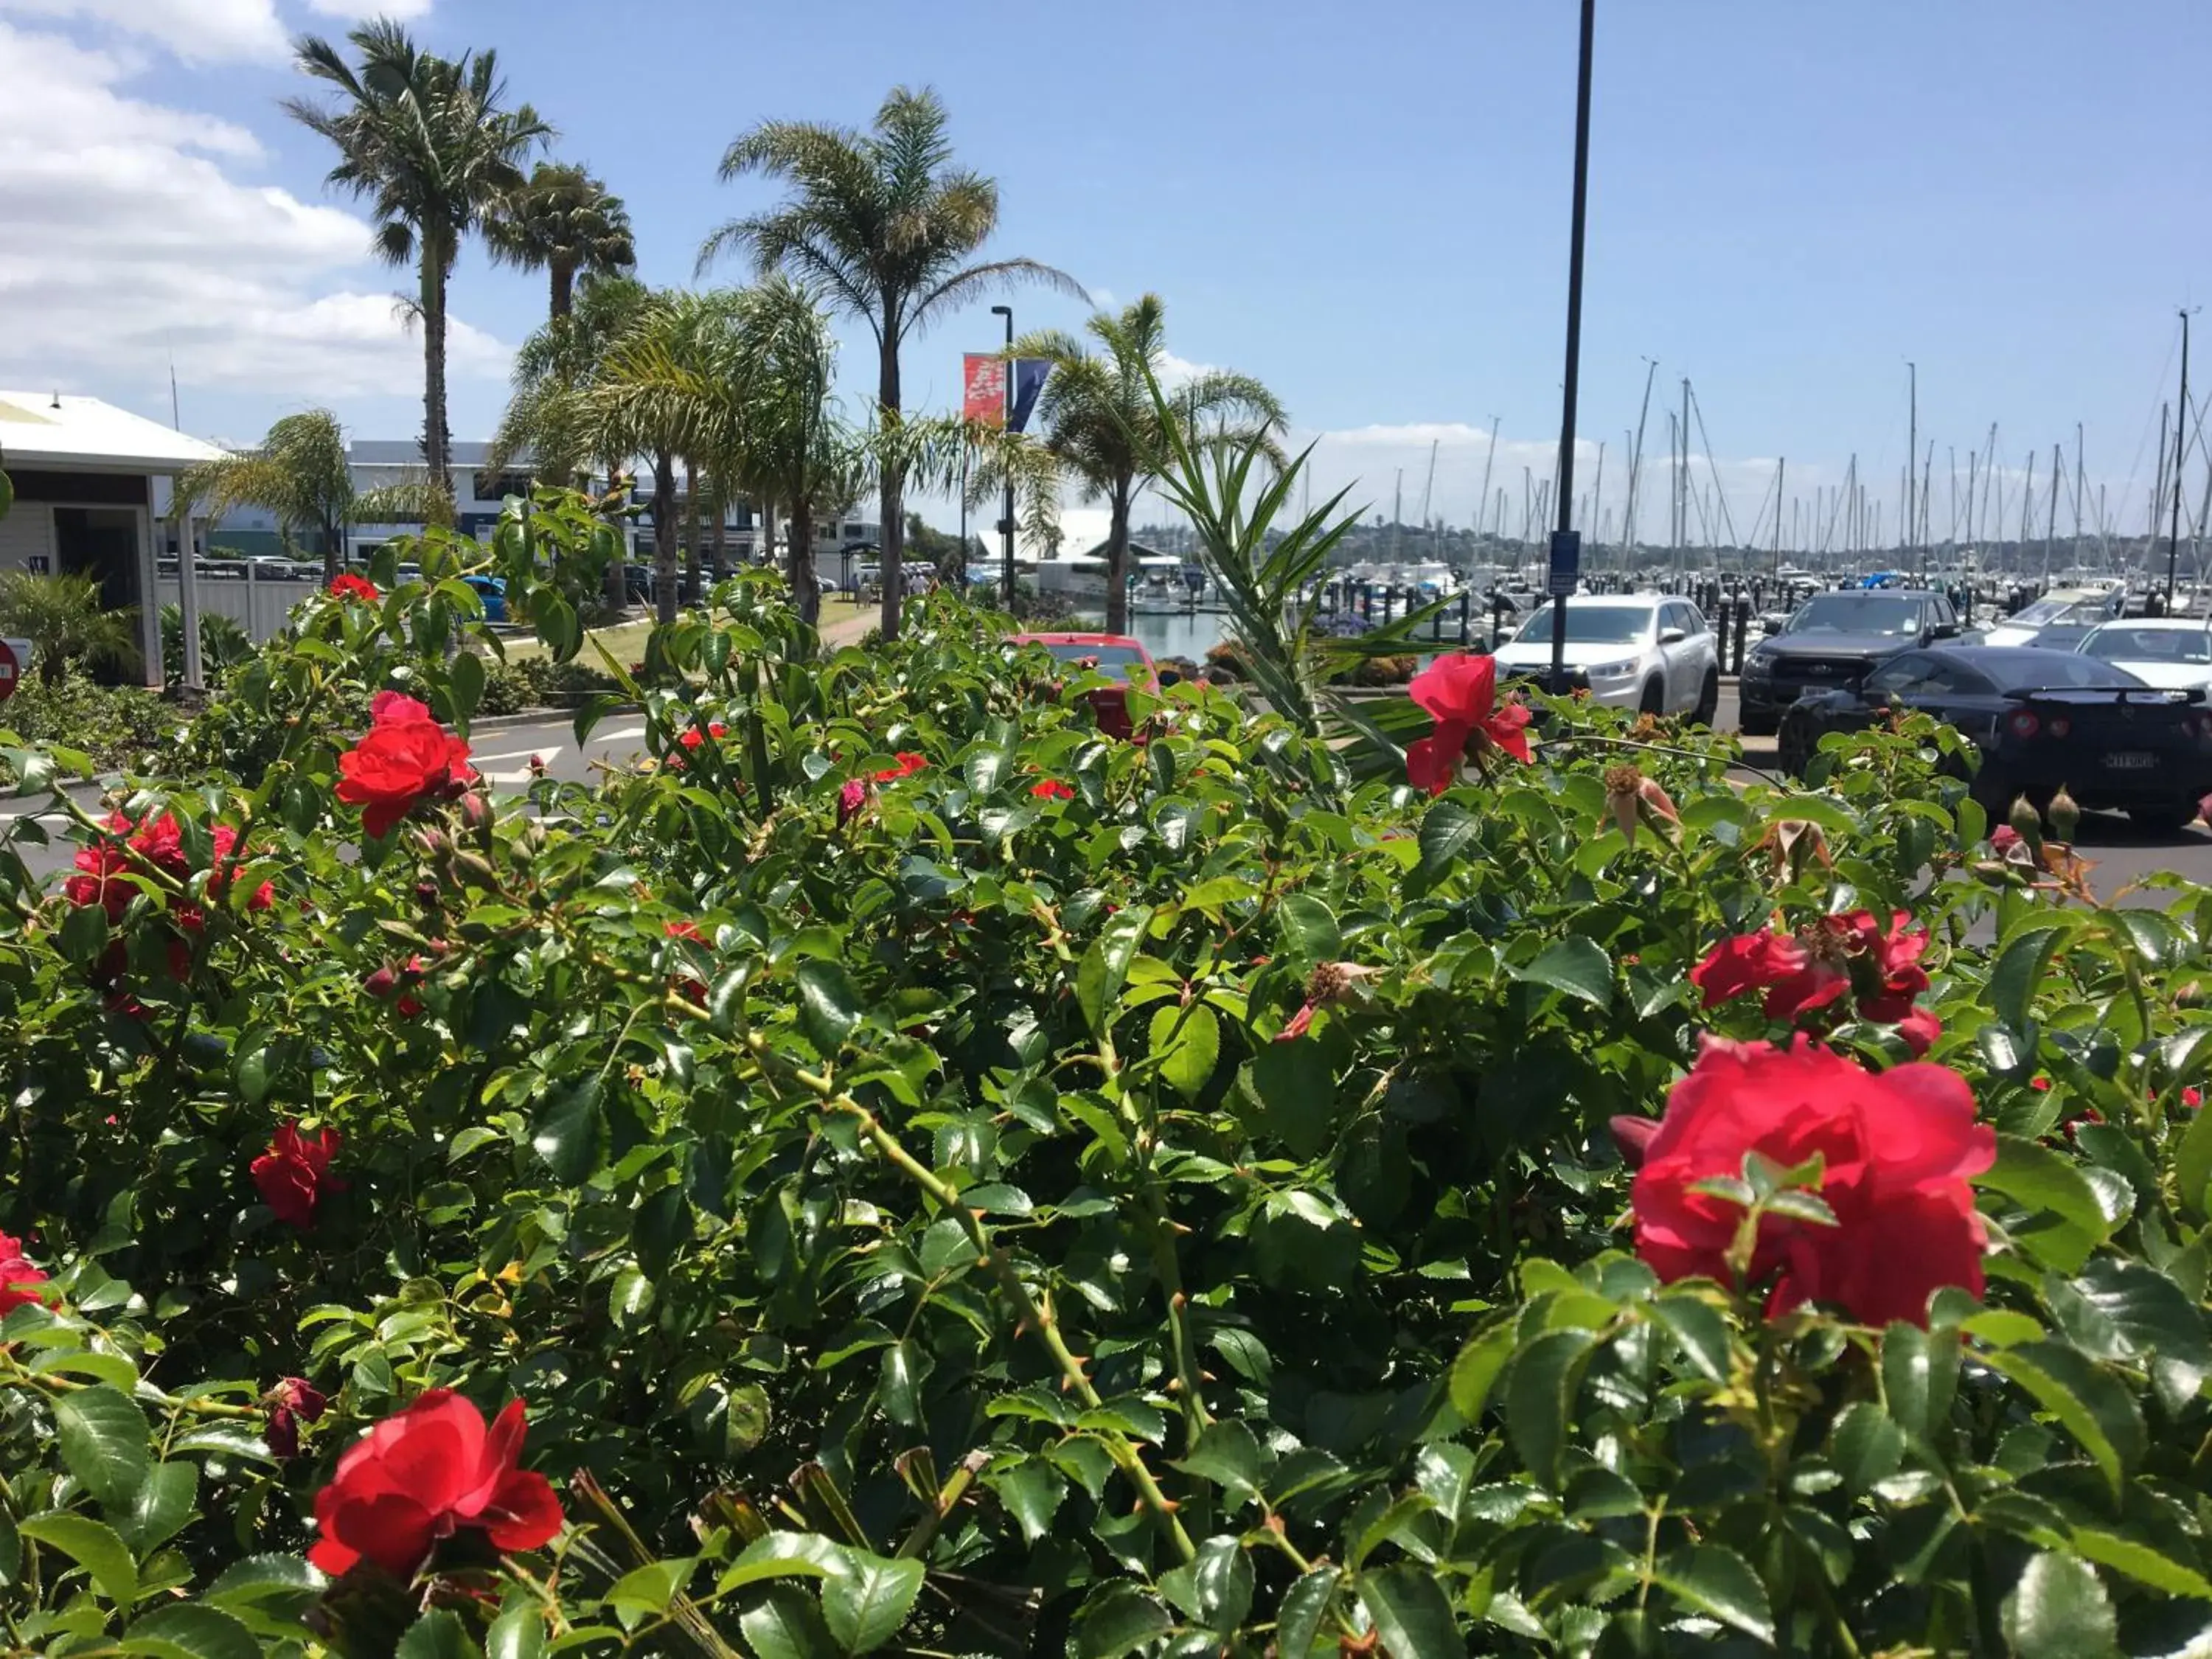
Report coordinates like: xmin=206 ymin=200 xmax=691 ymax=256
xmin=1012 ymin=294 xmax=1285 ymax=634
xmin=698 ymin=85 xmax=1084 ymax=641
xmin=487 ymin=160 xmax=636 ymax=322
xmin=493 ymin=274 xmax=653 ymax=611
xmin=174 ymin=411 xmax=452 ymax=583
xmin=0 ymin=572 xmax=140 ymax=686
xmin=286 ymin=21 xmax=549 ymax=484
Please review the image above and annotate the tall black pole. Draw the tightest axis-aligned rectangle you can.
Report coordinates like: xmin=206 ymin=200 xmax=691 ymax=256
xmin=994 ymin=305 xmax=1015 ymax=607
xmin=2170 ymin=308 xmax=2193 ymax=610
xmin=1547 ymin=0 xmax=1596 ymax=692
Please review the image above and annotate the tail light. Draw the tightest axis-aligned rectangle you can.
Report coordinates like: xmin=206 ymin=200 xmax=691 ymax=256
xmin=2047 ymin=715 xmax=2072 ymax=740
xmin=2006 ymin=709 xmax=2040 ymax=740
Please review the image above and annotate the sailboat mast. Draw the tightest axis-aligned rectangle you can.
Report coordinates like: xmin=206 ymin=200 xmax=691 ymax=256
xmin=1678 ymin=378 xmax=1691 ymax=580
xmin=1475 ymin=416 xmax=1500 ymax=554
xmin=1905 ymin=361 xmax=1917 ymax=577
xmin=2168 ymin=307 xmax=2194 ymax=608
xmin=2045 ymin=442 xmax=2060 ymax=582
xmin=1589 ymin=440 xmax=1606 ymax=567
xmin=1627 ymin=358 xmax=1658 ymax=566
xmin=1773 ymin=457 xmax=1785 ymax=578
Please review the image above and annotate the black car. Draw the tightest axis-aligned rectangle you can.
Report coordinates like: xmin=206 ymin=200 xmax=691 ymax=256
xmin=1777 ymin=645 xmax=2212 ymax=832
xmin=1739 ymin=589 xmax=1962 ymax=735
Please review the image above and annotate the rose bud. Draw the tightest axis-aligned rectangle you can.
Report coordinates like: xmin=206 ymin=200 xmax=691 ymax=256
xmin=2047 ymin=785 xmax=2080 ymax=845
xmin=362 ymin=965 xmax=398 ymax=1001
xmin=2008 ymin=794 xmax=2043 ymax=850
xmin=1610 ymin=1114 xmax=1661 ymax=1169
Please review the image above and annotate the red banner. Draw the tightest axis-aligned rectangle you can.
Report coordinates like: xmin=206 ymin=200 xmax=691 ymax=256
xmin=962 ymin=353 xmax=1006 ymax=427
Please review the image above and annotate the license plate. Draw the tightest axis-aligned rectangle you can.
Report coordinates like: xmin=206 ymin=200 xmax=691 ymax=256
xmin=2104 ymin=751 xmax=2157 ymax=770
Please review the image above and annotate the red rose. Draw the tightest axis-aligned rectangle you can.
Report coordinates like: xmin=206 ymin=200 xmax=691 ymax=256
xmin=329 ymin=573 xmax=380 ymax=603
xmin=308 ymin=1391 xmax=563 ymax=1578
xmin=1405 ymin=654 xmax=1533 ymax=795
xmin=1990 ymin=825 xmax=2023 ymax=854
xmin=874 ymin=751 xmax=929 ymax=782
xmin=838 ymin=778 xmax=868 ymax=825
xmin=251 ymin=1121 xmax=345 ymax=1229
xmin=265 ymin=1375 xmax=329 ymax=1460
xmin=338 ymin=694 xmax=473 ymax=839
xmin=0 ymin=1231 xmax=49 ymax=1315
xmin=1030 ymin=779 xmax=1075 ymax=801
xmin=1691 ymin=929 xmax=1847 ymax=1021
xmin=1633 ymin=1036 xmax=1993 ymax=1327
xmin=1694 ymin=911 xmax=1938 ymax=1049
xmin=664 ymin=920 xmax=706 ymax=942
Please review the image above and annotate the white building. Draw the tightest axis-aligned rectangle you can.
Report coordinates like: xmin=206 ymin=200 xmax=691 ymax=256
xmin=0 ymin=390 xmax=225 ymax=686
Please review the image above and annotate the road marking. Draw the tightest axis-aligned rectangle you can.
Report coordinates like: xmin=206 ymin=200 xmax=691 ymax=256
xmin=471 ymin=745 xmax=560 ymax=764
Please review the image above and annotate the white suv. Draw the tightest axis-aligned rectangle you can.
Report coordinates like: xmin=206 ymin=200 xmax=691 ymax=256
xmin=1491 ymin=594 xmax=1723 ymax=722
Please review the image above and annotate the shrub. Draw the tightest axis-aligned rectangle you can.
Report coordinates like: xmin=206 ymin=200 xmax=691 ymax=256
xmin=0 ymin=493 xmax=2208 ymax=1657
xmin=0 ymin=673 xmax=178 ymax=777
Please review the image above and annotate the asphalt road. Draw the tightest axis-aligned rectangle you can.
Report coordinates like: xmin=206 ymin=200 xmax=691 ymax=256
xmin=8 ymin=699 xmax=2211 ymax=902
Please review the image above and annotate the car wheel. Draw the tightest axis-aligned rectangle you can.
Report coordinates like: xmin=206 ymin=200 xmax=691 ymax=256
xmin=2129 ymin=802 xmax=2198 ymax=836
xmin=1691 ymin=668 xmax=1719 ymax=727
xmin=1639 ymin=678 xmax=1666 ymax=716
xmin=1777 ymin=716 xmax=1815 ymax=777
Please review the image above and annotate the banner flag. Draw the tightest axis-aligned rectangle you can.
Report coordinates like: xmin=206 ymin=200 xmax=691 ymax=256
xmin=1009 ymin=359 xmax=1052 ymax=434
xmin=962 ymin=353 xmax=1007 ymax=427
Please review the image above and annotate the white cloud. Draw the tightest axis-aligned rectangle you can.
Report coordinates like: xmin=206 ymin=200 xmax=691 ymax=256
xmin=1153 ymin=350 xmax=1215 ymax=392
xmin=0 ymin=15 xmax=509 ymax=407
xmin=1088 ymin=286 xmax=1117 ymax=312
xmin=305 ymin=0 xmax=436 ymax=18
xmin=0 ymin=0 xmax=288 ymax=62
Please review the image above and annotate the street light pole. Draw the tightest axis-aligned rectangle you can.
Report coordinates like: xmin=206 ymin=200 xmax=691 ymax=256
xmin=2170 ymin=307 xmax=2194 ymax=611
xmin=992 ymin=305 xmax=1015 ymax=608
xmin=1546 ymin=0 xmax=1596 ymax=693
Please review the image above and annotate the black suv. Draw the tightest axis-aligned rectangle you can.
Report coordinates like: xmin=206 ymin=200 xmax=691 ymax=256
xmin=1738 ymin=588 xmax=1961 ymax=736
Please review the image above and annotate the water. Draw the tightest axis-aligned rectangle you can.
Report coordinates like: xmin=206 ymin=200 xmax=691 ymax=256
xmin=1067 ymin=608 xmax=1233 ymax=661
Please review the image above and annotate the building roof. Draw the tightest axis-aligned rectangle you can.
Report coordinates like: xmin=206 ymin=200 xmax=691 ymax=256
xmin=0 ymin=392 xmax=225 ymax=472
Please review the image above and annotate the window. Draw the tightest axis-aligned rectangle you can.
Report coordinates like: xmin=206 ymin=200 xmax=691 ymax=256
xmin=1863 ymin=655 xmax=1931 ymax=697
xmin=2084 ymin=626 xmax=2212 ymax=664
xmin=1788 ymin=594 xmax=1926 ymax=636
xmin=471 ymin=470 xmax=534 ymax=503
xmin=1678 ymin=604 xmax=1710 ymax=635
xmin=1512 ymin=605 xmax=1652 ymax=645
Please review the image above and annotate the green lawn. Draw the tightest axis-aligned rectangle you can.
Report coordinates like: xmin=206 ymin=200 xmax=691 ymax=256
xmin=498 ymin=618 xmax=656 ymax=669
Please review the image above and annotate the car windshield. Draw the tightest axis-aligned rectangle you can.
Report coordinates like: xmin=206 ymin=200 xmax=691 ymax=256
xmin=2083 ymin=626 xmax=2212 ymax=665
xmin=2010 ymin=595 xmax=2110 ymax=627
xmin=1039 ymin=641 xmax=1149 ymax=676
xmin=1511 ymin=605 xmax=1650 ymax=645
xmin=1787 ymin=594 xmax=1923 ymax=635
xmin=1970 ymin=650 xmax=2146 ymax=689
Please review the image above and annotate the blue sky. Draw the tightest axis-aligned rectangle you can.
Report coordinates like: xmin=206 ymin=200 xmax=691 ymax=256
xmin=4 ymin=0 xmax=2208 ymax=548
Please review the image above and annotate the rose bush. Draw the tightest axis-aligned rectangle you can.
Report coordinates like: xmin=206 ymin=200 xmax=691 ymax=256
xmin=0 ymin=490 xmax=2208 ymax=1655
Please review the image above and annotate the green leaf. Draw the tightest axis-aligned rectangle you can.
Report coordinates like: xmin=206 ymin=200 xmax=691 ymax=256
xmin=530 ymin=1075 xmax=602 ymax=1185
xmin=2176 ymin=1093 xmax=2212 ymax=1222
xmin=1978 ymin=1133 xmax=2110 ymax=1273
xmin=1830 ymin=1401 xmax=1906 ymax=1495
xmin=1242 ymin=1043 xmax=1340 ymax=1159
xmin=983 ymin=1461 xmax=1066 ymax=1543
xmin=18 ymin=1511 xmax=136 ymax=1606
xmin=1653 ymin=1544 xmax=1775 ymax=1646
xmin=1504 ymin=1327 xmax=1598 ymax=1488
xmin=448 ymin=650 xmax=485 ymax=731
xmin=118 ymin=1602 xmax=260 ymax=1659
xmin=1273 ymin=894 xmax=1341 ymax=963
xmin=2070 ymin=1527 xmax=2212 ymax=1599
xmin=713 ymin=1532 xmax=845 ymax=1595
xmin=1074 ymin=1582 xmax=1173 ymax=1659
xmin=1989 ymin=917 xmax=2077 ymax=1031
xmin=1357 ymin=1562 xmax=1463 ymax=1659
xmin=1180 ymin=1536 xmax=1254 ymax=1632
xmin=55 ymin=1385 xmax=151 ymax=1514
xmin=821 ymin=1549 xmax=923 ymax=1655
xmin=484 ymin=1606 xmax=549 ymax=1659
xmin=394 ymin=1610 xmax=481 ymax=1659
xmin=964 ymin=745 xmax=1013 ymax=795
xmin=1649 ymin=1293 xmax=1732 ymax=1382
xmin=1509 ymin=936 xmax=1613 ymax=1009
xmin=1416 ymin=799 xmax=1478 ymax=876
xmin=1276 ymin=1566 xmax=1343 ymax=1658
xmin=796 ymin=960 xmax=864 ymax=1054
xmin=117 ymin=1461 xmax=196 ymax=1555
xmin=1150 ymin=1002 xmax=1220 ymax=1101
xmin=1982 ymin=1342 xmax=2145 ymax=1501
xmin=1170 ymin=1419 xmax=1266 ymax=1501
xmin=603 ymin=1558 xmax=695 ymax=1619
xmin=1447 ymin=1324 xmax=1514 ymax=1422
xmin=2002 ymin=1551 xmax=2118 ymax=1658
xmin=1077 ymin=905 xmax=1154 ymax=1034
xmin=879 ymin=1340 xmax=924 ymax=1427
xmin=204 ymin=1554 xmax=324 ymax=1609
xmin=740 ymin=1585 xmax=838 ymax=1659
xmin=2046 ymin=1259 xmax=2212 ymax=1408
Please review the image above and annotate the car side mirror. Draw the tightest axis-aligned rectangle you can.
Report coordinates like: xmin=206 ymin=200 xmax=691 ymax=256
xmin=1658 ymin=627 xmax=1686 ymax=644
xmin=1930 ymin=622 xmax=1960 ymax=639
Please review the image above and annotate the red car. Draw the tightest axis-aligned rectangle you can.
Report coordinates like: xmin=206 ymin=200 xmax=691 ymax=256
xmin=1010 ymin=632 xmax=1158 ymax=739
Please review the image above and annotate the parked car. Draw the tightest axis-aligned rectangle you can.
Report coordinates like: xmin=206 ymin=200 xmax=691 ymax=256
xmin=2074 ymin=618 xmax=2212 ymax=691
xmin=463 ymin=574 xmax=508 ymax=623
xmin=1972 ymin=585 xmax=2125 ymax=650
xmin=1008 ymin=632 xmax=1157 ymax=740
xmin=1777 ymin=644 xmax=2212 ymax=832
xmin=1492 ymin=594 xmax=1722 ymax=722
xmin=1738 ymin=588 xmax=1962 ymax=735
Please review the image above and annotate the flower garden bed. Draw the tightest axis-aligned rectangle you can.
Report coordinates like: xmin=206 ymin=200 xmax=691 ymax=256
xmin=1 ymin=501 xmax=2209 ymax=1657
